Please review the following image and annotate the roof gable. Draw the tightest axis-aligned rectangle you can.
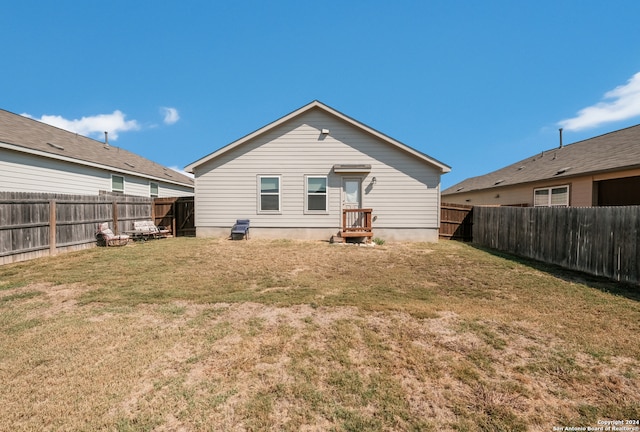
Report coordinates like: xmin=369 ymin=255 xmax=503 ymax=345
xmin=185 ymin=101 xmax=450 ymax=173
xmin=0 ymin=109 xmax=194 ymax=187
xmin=443 ymin=124 xmax=640 ymax=195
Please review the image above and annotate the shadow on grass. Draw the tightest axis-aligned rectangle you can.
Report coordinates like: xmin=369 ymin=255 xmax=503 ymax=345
xmin=465 ymin=242 xmax=640 ymax=303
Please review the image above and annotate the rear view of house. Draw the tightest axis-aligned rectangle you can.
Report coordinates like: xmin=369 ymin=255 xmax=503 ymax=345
xmin=185 ymin=101 xmax=450 ymax=242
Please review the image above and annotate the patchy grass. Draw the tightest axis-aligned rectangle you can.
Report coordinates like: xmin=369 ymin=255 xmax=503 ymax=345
xmin=0 ymin=238 xmax=639 ymax=431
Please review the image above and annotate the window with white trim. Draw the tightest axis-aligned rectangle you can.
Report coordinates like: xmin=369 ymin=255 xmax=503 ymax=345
xmin=112 ymin=175 xmax=125 ymax=194
xmin=534 ymin=185 xmax=569 ymax=207
xmin=305 ymin=176 xmax=328 ymax=213
xmin=258 ymin=176 xmax=280 ymax=213
xmin=150 ymin=182 xmax=159 ymax=198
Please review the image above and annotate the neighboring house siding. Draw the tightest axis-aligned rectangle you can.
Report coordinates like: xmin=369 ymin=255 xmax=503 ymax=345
xmin=194 ymin=110 xmax=441 ymax=233
xmin=1 ymin=149 xmax=107 ymax=194
xmin=158 ymin=182 xmax=194 ymax=198
xmin=443 ymin=176 xmax=596 ymax=207
xmin=442 ymin=186 xmax=528 ymax=207
xmin=569 ymin=177 xmax=593 ymax=207
xmin=594 ymin=167 xmax=640 ymax=182
xmin=1 ymin=149 xmax=193 ymax=197
xmin=443 ymin=124 xmax=640 ymax=208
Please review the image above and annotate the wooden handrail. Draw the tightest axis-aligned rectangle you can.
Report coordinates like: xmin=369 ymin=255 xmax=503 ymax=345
xmin=342 ymin=208 xmax=373 ymax=234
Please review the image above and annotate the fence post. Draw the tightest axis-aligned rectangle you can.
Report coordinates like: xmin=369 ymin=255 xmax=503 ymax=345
xmin=49 ymin=200 xmax=57 ymax=256
xmin=112 ymin=200 xmax=119 ymax=234
xmin=151 ymin=198 xmax=157 ymax=226
xmin=172 ymin=200 xmax=177 ymax=237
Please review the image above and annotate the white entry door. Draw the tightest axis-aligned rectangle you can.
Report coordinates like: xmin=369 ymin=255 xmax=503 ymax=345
xmin=342 ymin=178 xmax=362 ymax=228
xmin=342 ymin=178 xmax=362 ymax=210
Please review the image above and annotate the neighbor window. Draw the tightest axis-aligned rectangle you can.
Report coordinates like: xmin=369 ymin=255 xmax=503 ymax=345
xmin=112 ymin=175 xmax=124 ymax=193
xmin=534 ymin=185 xmax=569 ymax=207
xmin=150 ymin=182 xmax=159 ymax=198
xmin=306 ymin=176 xmax=328 ymax=212
xmin=258 ymin=176 xmax=280 ymax=212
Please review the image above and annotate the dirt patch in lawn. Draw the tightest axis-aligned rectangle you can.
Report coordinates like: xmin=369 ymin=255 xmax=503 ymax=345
xmin=1 ymin=239 xmax=639 ymax=431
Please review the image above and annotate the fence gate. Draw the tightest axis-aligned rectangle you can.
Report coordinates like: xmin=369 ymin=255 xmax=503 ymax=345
xmin=153 ymin=197 xmax=195 ymax=237
xmin=440 ymin=203 xmax=473 ymax=241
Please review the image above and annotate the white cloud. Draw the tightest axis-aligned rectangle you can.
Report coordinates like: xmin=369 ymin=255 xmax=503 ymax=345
xmin=168 ymin=166 xmax=194 ymax=179
xmin=161 ymin=107 xmax=180 ymax=125
xmin=559 ymin=72 xmax=640 ymax=131
xmin=23 ymin=110 xmax=140 ymax=140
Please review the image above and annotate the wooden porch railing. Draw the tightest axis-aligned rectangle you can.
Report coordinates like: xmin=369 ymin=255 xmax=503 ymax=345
xmin=341 ymin=208 xmax=373 ymax=238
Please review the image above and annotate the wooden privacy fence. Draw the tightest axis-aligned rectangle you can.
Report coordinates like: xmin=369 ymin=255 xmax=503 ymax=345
xmin=440 ymin=203 xmax=473 ymax=241
xmin=153 ymin=197 xmax=195 ymax=238
xmin=0 ymin=192 xmax=152 ymax=265
xmin=473 ymin=205 xmax=640 ymax=284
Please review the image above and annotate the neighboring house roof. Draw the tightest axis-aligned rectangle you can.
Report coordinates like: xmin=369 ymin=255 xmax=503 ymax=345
xmin=0 ymin=108 xmax=194 ymax=188
xmin=442 ymin=123 xmax=640 ymax=195
xmin=185 ymin=100 xmax=451 ymax=173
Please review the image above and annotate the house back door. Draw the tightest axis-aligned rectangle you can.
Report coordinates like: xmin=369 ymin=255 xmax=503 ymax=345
xmin=342 ymin=178 xmax=362 ymax=228
xmin=342 ymin=178 xmax=362 ymax=210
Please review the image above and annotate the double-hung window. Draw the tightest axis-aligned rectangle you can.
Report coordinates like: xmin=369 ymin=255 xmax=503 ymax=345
xmin=150 ymin=182 xmax=159 ymax=198
xmin=306 ymin=176 xmax=328 ymax=213
xmin=258 ymin=176 xmax=280 ymax=213
xmin=534 ymin=185 xmax=569 ymax=207
xmin=112 ymin=175 xmax=125 ymax=194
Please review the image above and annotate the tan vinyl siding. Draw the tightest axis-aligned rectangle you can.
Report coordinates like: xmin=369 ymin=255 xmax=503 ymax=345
xmin=593 ymin=167 xmax=640 ymax=181
xmin=442 ymin=185 xmax=534 ymax=206
xmin=158 ymin=182 xmax=194 ymax=198
xmin=1 ymin=149 xmax=107 ymax=194
xmin=194 ymin=109 xmax=441 ymax=231
xmin=443 ymin=175 xmax=599 ymax=207
xmin=120 ymin=176 xmax=192 ymax=197
xmin=1 ymin=149 xmax=193 ymax=197
xmin=123 ymin=176 xmax=153 ymax=197
xmin=568 ymin=177 xmax=593 ymax=207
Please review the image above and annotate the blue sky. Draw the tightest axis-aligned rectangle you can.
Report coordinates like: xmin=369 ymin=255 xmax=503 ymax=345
xmin=2 ymin=1 xmax=640 ymax=188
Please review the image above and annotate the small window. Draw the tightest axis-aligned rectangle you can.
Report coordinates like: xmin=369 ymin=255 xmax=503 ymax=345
xmin=112 ymin=175 xmax=124 ymax=193
xmin=534 ymin=185 xmax=569 ymax=207
xmin=306 ymin=176 xmax=327 ymax=212
xmin=550 ymin=187 xmax=569 ymax=206
xmin=150 ymin=182 xmax=159 ymax=198
xmin=258 ymin=176 xmax=280 ymax=213
xmin=534 ymin=189 xmax=549 ymax=207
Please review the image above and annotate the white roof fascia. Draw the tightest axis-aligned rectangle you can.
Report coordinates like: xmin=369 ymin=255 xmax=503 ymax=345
xmin=1 ymin=141 xmax=193 ymax=188
xmin=185 ymin=101 xmax=451 ymax=174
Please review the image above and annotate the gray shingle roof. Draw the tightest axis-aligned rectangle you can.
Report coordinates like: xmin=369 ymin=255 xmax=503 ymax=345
xmin=0 ymin=108 xmax=193 ymax=187
xmin=442 ymin=124 xmax=640 ymax=195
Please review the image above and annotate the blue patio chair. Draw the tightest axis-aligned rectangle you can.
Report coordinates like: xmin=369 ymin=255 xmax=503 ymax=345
xmin=230 ymin=219 xmax=250 ymax=240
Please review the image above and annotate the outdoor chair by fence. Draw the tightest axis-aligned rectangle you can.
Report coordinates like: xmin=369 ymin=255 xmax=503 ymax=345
xmin=96 ymin=222 xmax=130 ymax=247
xmin=125 ymin=220 xmax=169 ymax=241
xmin=230 ymin=219 xmax=250 ymax=240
